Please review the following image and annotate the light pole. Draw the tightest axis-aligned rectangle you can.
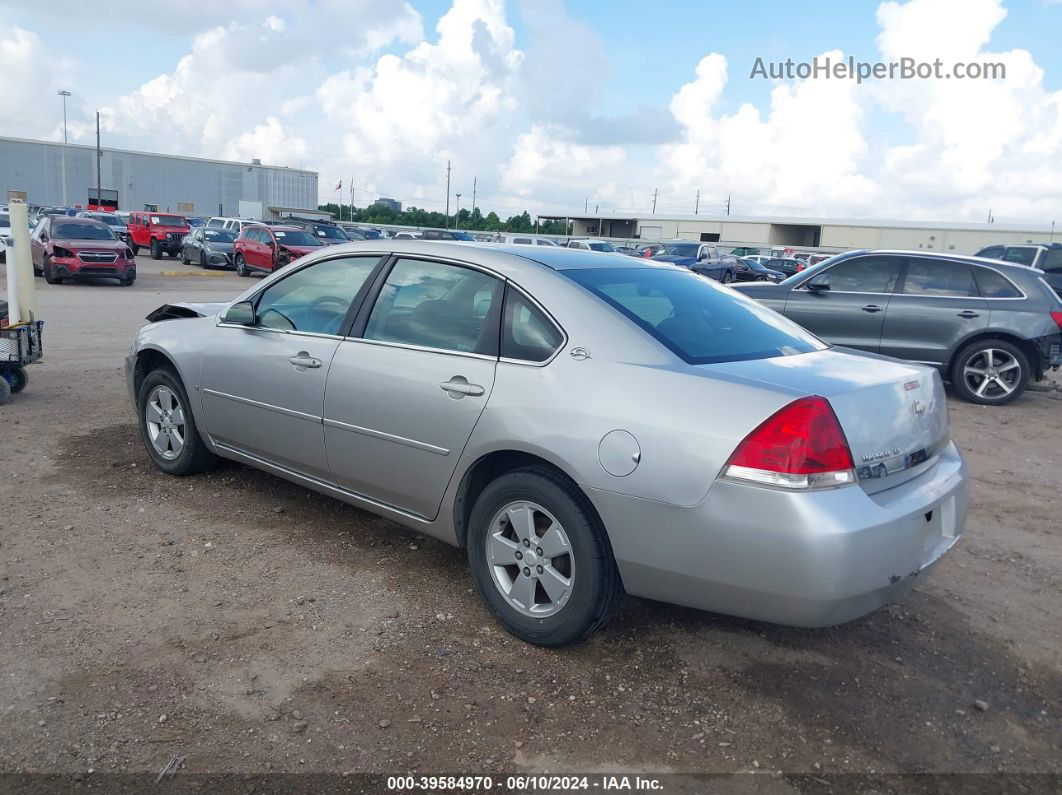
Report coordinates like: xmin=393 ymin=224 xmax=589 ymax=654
xmin=58 ymin=90 xmax=71 ymax=207
xmin=455 ymin=193 xmax=462 ymax=229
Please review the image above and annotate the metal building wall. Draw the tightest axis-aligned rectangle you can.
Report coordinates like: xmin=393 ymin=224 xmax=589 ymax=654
xmin=0 ymin=137 xmax=318 ymax=216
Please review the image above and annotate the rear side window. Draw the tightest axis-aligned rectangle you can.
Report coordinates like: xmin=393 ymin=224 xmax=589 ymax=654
xmin=973 ymin=267 xmax=1022 ymax=298
xmin=502 ymin=289 xmax=564 ymax=362
xmin=1002 ymin=247 xmax=1037 ymax=266
xmin=902 ymin=259 xmax=976 ymax=297
xmin=565 ymin=268 xmax=826 ymax=364
xmin=364 ymin=259 xmax=501 ymax=354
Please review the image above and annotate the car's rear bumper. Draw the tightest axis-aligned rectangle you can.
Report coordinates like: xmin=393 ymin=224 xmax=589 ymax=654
xmin=1034 ymin=332 xmax=1062 ymax=375
xmin=588 ymin=441 xmax=967 ymax=627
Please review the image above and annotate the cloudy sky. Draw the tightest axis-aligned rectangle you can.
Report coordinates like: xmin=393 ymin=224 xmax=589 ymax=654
xmin=1 ymin=0 xmax=1060 ymax=224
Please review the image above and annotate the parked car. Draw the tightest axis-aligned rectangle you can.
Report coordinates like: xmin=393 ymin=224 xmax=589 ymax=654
xmin=206 ymin=217 xmax=266 ymax=236
xmin=764 ymin=256 xmax=808 ymax=277
xmin=127 ymin=242 xmax=967 ymax=646
xmin=652 ymin=241 xmax=740 ymax=283
xmin=393 ymin=231 xmax=420 ymax=239
xmin=567 ymin=239 xmax=616 ymax=252
xmin=30 ymin=216 xmax=136 ymax=285
xmin=612 ymin=243 xmax=642 ymax=256
xmin=282 ymin=217 xmax=362 ymax=244
xmin=734 ymin=249 xmax=1062 ymax=404
xmin=357 ymin=227 xmax=385 ymax=240
xmin=232 ymin=224 xmax=325 ymax=276
xmin=76 ymin=211 xmax=129 ymax=243
xmin=638 ymin=243 xmax=666 ymax=259
xmin=730 ymin=246 xmax=761 ymax=257
xmin=181 ymin=227 xmax=237 ymax=269
xmin=421 ymin=229 xmax=476 ymax=241
xmin=185 ymin=216 xmax=208 ymax=228
xmin=499 ymin=234 xmax=560 ymax=247
xmin=975 ymin=243 xmax=1062 ymax=296
xmin=735 ymin=257 xmax=785 ymax=283
xmin=127 ymin=212 xmax=190 ymax=259
xmin=742 ymin=255 xmax=772 ymax=266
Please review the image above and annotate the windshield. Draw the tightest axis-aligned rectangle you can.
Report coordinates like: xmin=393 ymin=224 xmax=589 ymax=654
xmin=203 ymin=229 xmax=237 ymax=243
xmin=0 ymin=213 xmax=9 ymax=227
xmin=55 ymin=222 xmax=116 ymax=241
xmin=660 ymin=243 xmax=700 ymax=257
xmin=274 ymin=229 xmax=324 ymax=247
xmin=151 ymin=215 xmax=185 ymax=227
xmin=313 ymin=225 xmax=349 ymax=240
xmin=90 ymin=214 xmax=125 ymax=227
xmin=566 ymin=267 xmax=826 ymax=364
xmin=588 ymin=241 xmax=616 ymax=252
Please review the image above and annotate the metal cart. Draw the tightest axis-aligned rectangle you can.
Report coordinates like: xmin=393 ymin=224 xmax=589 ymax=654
xmin=0 ymin=320 xmax=44 ymax=405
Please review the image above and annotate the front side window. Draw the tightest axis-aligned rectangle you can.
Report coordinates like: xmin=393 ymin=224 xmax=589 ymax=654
xmin=902 ymin=259 xmax=976 ymax=297
xmin=502 ymin=290 xmax=564 ymax=363
xmin=806 ymin=255 xmax=901 ymax=293
xmin=255 ymin=256 xmax=381 ymax=335
xmin=977 ymin=246 xmax=1005 ymax=260
xmin=566 ymin=267 xmax=826 ymax=364
xmin=364 ymin=258 xmax=501 ymax=354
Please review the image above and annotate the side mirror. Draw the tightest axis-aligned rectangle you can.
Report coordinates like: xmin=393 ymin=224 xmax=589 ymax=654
xmin=807 ymin=281 xmax=830 ymax=293
xmin=222 ymin=301 xmax=256 ymax=325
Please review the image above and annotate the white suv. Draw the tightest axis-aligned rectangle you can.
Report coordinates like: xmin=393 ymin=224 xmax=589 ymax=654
xmin=206 ymin=217 xmax=263 ymax=235
xmin=566 ymin=238 xmax=616 ymax=253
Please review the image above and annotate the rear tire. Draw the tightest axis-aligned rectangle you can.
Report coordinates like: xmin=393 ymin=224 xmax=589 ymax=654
xmin=7 ymin=367 xmax=27 ymax=394
xmin=136 ymin=367 xmax=217 ymax=476
xmin=0 ymin=376 xmax=10 ymax=406
xmin=467 ymin=465 xmax=623 ymax=647
xmin=951 ymin=339 xmax=1029 ymax=405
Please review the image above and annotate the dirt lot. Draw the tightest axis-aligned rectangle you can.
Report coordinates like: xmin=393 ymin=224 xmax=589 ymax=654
xmin=1 ymin=256 xmax=1060 ymax=789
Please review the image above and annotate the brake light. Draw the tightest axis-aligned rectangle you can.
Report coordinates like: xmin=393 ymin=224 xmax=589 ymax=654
xmin=1051 ymin=310 xmax=1062 ymax=330
xmin=723 ymin=396 xmax=856 ymax=490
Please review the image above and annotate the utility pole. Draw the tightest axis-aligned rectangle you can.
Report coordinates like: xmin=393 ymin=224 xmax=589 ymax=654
xmin=726 ymin=194 xmax=731 ymax=216
xmin=652 ymin=189 xmax=658 ymax=214
xmin=455 ymin=193 xmax=462 ymax=229
xmin=95 ymin=111 xmax=102 ymax=210
xmin=584 ymin=197 xmax=588 ymax=213
xmin=695 ymin=189 xmax=700 ymax=215
xmin=58 ymin=90 xmax=71 ymax=207
xmin=445 ymin=160 xmax=451 ymax=228
xmin=471 ymin=177 xmax=477 ymax=217
xmin=349 ymin=175 xmax=354 ymax=223
xmin=1051 ymin=220 xmax=1056 ymax=242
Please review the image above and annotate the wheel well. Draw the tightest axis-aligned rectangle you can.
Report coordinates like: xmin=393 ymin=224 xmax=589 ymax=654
xmin=949 ymin=332 xmax=1042 ymax=380
xmin=133 ymin=349 xmax=178 ymax=396
xmin=453 ymin=450 xmax=595 ymax=549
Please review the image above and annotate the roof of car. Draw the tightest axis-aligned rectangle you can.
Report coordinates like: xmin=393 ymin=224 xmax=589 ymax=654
xmin=466 ymin=242 xmax=680 ymax=271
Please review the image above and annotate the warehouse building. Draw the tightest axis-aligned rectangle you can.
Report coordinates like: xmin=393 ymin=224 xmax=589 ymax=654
xmin=539 ymin=211 xmax=1057 ymax=255
xmin=0 ymin=136 xmax=318 ymax=218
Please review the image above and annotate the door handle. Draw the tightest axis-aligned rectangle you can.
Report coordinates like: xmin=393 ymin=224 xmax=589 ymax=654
xmin=956 ymin=310 xmax=980 ymax=318
xmin=440 ymin=377 xmax=485 ymax=397
xmin=289 ymin=353 xmax=322 ymax=370
xmin=861 ymin=304 xmax=883 ymax=313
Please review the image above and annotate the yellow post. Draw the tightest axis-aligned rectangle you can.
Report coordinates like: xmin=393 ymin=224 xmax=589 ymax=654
xmin=6 ymin=199 xmax=35 ymax=324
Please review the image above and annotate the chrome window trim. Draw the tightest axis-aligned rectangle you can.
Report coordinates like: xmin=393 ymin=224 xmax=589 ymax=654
xmin=202 ymin=388 xmax=321 ymax=423
xmin=322 ymin=417 xmax=449 ymax=456
xmin=340 ymin=335 xmax=498 ymax=362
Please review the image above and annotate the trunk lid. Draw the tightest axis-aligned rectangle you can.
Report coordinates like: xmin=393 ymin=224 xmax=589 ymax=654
xmin=705 ymin=348 xmax=949 ymax=494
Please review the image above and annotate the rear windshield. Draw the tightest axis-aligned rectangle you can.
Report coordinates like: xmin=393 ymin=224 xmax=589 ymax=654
xmin=660 ymin=243 xmax=700 ymax=257
xmin=1002 ymin=247 xmax=1037 ymax=266
xmin=1040 ymin=249 xmax=1062 ymax=274
xmin=274 ymin=230 xmax=324 ymax=247
xmin=565 ymin=268 xmax=827 ymax=364
xmin=54 ymin=222 xmax=115 ymax=240
xmin=587 ymin=241 xmax=615 ymax=252
xmin=313 ymin=224 xmax=349 ymax=240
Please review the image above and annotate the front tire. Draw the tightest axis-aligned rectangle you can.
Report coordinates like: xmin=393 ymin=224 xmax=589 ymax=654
xmin=43 ymin=258 xmax=61 ymax=284
xmin=129 ymin=243 xmax=139 ymax=256
xmin=467 ymin=466 xmax=623 ymax=647
xmin=951 ymin=339 xmax=1029 ymax=405
xmin=181 ymin=250 xmax=191 ymax=265
xmin=200 ymin=251 xmax=210 ymax=269
xmin=235 ymin=254 xmax=249 ymax=277
xmin=150 ymin=239 xmax=162 ymax=260
xmin=136 ymin=367 xmax=217 ymax=475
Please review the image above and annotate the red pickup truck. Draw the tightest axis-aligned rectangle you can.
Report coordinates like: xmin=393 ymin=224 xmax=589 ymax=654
xmin=127 ymin=212 xmax=190 ymax=259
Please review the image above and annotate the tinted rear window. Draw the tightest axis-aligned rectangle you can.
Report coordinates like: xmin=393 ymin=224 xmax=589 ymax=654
xmin=565 ymin=268 xmax=827 ymax=364
xmin=973 ymin=267 xmax=1022 ymax=298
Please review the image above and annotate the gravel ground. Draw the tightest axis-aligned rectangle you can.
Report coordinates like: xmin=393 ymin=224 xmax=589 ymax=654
xmin=1 ymin=257 xmax=1060 ymax=789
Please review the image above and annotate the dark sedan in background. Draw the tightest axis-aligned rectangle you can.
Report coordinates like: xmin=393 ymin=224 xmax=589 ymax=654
xmin=181 ymin=227 xmax=237 ymax=269
xmin=734 ymin=249 xmax=1062 ymax=404
xmin=735 ymin=257 xmax=785 ymax=282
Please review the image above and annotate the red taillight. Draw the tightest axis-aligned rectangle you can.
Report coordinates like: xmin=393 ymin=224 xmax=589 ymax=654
xmin=1051 ymin=310 xmax=1062 ymax=330
xmin=724 ymin=396 xmax=855 ymax=490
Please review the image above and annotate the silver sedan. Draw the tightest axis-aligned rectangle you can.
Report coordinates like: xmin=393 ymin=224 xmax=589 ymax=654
xmin=126 ymin=242 xmax=967 ymax=646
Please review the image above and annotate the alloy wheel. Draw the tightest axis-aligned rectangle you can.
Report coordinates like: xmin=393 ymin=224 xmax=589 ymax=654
xmin=486 ymin=501 xmax=575 ymax=618
xmin=145 ymin=385 xmax=186 ymax=460
xmin=963 ymin=348 xmax=1021 ymax=400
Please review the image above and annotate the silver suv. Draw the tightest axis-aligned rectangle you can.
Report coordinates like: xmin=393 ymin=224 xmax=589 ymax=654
xmin=735 ymin=249 xmax=1062 ymax=404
